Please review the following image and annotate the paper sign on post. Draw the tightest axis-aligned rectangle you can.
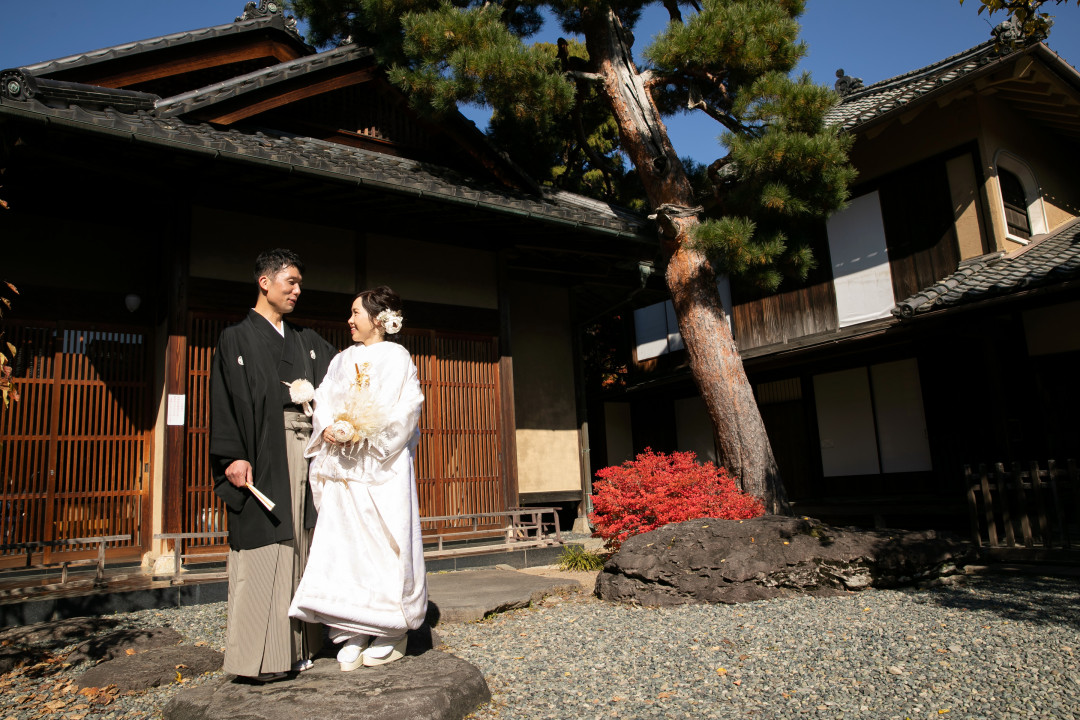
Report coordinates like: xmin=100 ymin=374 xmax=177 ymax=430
xmin=167 ymin=394 xmax=186 ymax=426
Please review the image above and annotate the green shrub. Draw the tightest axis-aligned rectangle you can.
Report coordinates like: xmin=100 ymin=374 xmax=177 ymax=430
xmin=556 ymin=544 xmax=606 ymax=571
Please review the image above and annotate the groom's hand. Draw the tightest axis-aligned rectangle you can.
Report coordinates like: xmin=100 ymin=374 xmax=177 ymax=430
xmin=226 ymin=459 xmax=253 ymax=488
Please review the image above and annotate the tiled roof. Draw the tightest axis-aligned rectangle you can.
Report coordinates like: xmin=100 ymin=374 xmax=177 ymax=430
xmin=893 ymin=218 xmax=1080 ymax=317
xmin=18 ymin=14 xmax=306 ymax=77
xmin=0 ymin=98 xmax=650 ymax=239
xmin=825 ymin=41 xmax=1006 ymax=132
xmin=154 ymin=44 xmax=371 ymax=118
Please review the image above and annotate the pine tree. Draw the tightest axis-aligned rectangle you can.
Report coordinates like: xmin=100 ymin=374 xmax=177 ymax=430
xmin=291 ymin=0 xmax=855 ymax=512
xmin=961 ymin=0 xmax=1077 ymax=43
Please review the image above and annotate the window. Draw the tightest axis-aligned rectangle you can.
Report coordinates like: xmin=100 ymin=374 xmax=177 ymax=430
xmin=632 ymin=277 xmax=732 ymax=361
xmin=994 ymin=151 xmax=1047 ymax=244
xmin=825 ymin=191 xmax=895 ymax=328
xmin=998 ymin=168 xmax=1031 ymax=239
xmin=813 ymin=359 xmax=932 ymax=477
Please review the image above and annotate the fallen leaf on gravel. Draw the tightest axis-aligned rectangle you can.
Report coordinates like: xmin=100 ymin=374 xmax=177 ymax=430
xmin=716 ymin=667 xmax=727 ymax=676
xmin=125 ymin=649 xmax=136 ymax=656
xmin=658 ymin=692 xmax=673 ymax=699
xmin=733 ymin=680 xmax=741 ymax=686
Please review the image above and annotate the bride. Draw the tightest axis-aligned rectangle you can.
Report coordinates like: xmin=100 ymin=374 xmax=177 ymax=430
xmin=289 ymin=286 xmax=426 ymax=670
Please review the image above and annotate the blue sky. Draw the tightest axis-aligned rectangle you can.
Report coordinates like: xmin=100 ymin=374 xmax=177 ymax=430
xmin=1 ymin=0 xmax=1078 ymax=165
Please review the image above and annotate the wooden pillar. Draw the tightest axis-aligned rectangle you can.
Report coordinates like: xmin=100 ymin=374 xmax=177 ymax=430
xmin=162 ymin=208 xmax=191 ymax=534
xmin=571 ymin=318 xmax=593 ymax=530
xmin=497 ymin=251 xmax=519 ymax=509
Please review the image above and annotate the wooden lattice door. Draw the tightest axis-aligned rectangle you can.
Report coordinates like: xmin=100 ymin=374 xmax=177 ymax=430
xmin=0 ymin=321 xmax=152 ymax=566
xmin=182 ymin=314 xmax=507 ymax=550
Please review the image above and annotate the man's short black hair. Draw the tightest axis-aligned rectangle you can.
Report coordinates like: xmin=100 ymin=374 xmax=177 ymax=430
xmin=253 ymin=249 xmax=304 ymax=283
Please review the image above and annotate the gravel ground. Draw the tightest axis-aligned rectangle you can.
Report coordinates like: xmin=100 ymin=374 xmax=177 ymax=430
xmin=0 ymin=602 xmax=229 ymax=720
xmin=439 ymin=571 xmax=1080 ymax=720
xmin=1 ymin=570 xmax=1077 ymax=720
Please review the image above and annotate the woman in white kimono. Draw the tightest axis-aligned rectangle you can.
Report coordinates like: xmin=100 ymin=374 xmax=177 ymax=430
xmin=289 ymin=286 xmax=427 ymax=670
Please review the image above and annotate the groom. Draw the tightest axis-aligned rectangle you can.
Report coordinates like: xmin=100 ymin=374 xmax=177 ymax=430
xmin=209 ymin=248 xmax=336 ymax=682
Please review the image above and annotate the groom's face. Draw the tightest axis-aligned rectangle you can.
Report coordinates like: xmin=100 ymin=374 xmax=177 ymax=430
xmin=260 ymin=264 xmax=303 ymax=315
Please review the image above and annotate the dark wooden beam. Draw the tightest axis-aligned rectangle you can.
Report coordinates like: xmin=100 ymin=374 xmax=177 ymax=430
xmin=86 ymin=38 xmax=304 ymax=89
xmin=204 ymin=68 xmax=379 ymax=125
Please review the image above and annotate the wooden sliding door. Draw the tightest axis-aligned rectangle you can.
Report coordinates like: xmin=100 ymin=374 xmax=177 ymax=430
xmin=0 ymin=320 xmax=153 ymax=566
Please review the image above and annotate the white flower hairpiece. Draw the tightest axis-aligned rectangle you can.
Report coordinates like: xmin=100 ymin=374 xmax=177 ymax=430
xmin=376 ymin=309 xmax=403 ymax=334
xmin=283 ymin=378 xmax=315 ymax=416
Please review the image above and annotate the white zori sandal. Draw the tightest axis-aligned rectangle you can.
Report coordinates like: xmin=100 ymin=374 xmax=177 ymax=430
xmin=336 ymin=634 xmax=372 ymax=672
xmin=362 ymin=634 xmax=407 ymax=667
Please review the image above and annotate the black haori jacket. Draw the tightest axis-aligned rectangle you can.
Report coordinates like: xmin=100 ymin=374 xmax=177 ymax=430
xmin=210 ymin=310 xmax=336 ymax=550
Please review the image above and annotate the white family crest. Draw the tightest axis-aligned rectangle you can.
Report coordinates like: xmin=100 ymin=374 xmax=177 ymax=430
xmin=310 ymin=349 xmax=316 ymax=359
xmin=237 ymin=355 xmax=244 ymax=366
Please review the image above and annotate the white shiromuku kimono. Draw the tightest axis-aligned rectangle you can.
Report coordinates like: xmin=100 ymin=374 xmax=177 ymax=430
xmin=288 ymin=341 xmax=427 ymax=638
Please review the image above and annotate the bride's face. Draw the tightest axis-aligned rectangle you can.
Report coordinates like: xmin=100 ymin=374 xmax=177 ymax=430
xmin=347 ymin=298 xmax=381 ymax=345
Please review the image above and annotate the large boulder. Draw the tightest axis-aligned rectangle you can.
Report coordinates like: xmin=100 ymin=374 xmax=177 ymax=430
xmin=596 ymin=515 xmax=974 ymax=606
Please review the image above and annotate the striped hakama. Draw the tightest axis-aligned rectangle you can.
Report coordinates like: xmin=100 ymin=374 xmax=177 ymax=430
xmin=223 ymin=411 xmax=323 ymax=677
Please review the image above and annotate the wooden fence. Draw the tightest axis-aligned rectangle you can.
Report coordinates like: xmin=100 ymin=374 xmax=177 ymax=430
xmin=965 ymin=460 xmax=1080 ymax=552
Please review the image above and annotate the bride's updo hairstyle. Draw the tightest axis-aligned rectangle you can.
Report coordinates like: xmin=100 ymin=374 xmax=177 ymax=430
xmin=355 ymin=285 xmax=404 ymax=341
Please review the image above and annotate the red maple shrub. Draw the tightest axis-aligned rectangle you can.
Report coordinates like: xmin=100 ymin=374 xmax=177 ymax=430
xmin=589 ymin=448 xmax=765 ymax=547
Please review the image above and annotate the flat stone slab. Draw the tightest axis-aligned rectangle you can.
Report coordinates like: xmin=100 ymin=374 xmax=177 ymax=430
xmin=68 ymin=626 xmax=183 ymax=664
xmin=427 ymin=568 xmax=583 ymax=623
xmin=0 ymin=616 xmax=120 ymax=648
xmin=163 ymin=651 xmax=489 ymax=720
xmin=76 ymin=645 xmax=224 ymax=692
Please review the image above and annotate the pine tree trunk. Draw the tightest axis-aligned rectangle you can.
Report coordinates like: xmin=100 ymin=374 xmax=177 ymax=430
xmin=588 ymin=8 xmax=790 ymax=513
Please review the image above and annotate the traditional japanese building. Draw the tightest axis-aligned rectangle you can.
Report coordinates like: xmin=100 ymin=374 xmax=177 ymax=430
xmin=599 ymin=31 xmax=1080 ymax=549
xmin=0 ymin=3 xmax=654 ymax=571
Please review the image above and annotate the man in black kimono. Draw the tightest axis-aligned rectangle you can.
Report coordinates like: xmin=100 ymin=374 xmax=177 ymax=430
xmin=209 ymin=248 xmax=336 ymax=682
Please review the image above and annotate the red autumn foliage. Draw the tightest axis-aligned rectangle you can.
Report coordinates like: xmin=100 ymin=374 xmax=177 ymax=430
xmin=589 ymin=448 xmax=765 ymax=547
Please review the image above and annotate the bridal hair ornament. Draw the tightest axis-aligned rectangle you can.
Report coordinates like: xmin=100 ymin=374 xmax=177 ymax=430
xmin=376 ymin=309 xmax=403 ymax=334
xmin=284 ymin=378 xmax=315 ymax=416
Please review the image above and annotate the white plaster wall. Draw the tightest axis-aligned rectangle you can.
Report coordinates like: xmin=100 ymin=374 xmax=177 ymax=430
xmin=190 ymin=206 xmax=356 ymax=292
xmin=510 ymin=283 xmax=581 ymax=493
xmin=367 ymin=234 xmax=497 ymax=309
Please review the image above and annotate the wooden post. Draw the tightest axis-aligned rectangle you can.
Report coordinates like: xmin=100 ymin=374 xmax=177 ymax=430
xmin=979 ymin=464 xmax=998 ymax=547
xmin=163 ymin=209 xmax=191 ymax=536
xmin=497 ymin=252 xmax=519 ymax=510
xmin=1069 ymin=459 xmax=1080 ymax=549
xmin=1029 ymin=460 xmax=1050 ymax=548
xmin=1010 ymin=461 xmax=1033 ymax=549
xmin=1048 ymin=460 xmax=1071 ymax=550
xmin=964 ymin=465 xmax=983 ymax=547
xmin=994 ymin=462 xmax=1016 ymax=547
